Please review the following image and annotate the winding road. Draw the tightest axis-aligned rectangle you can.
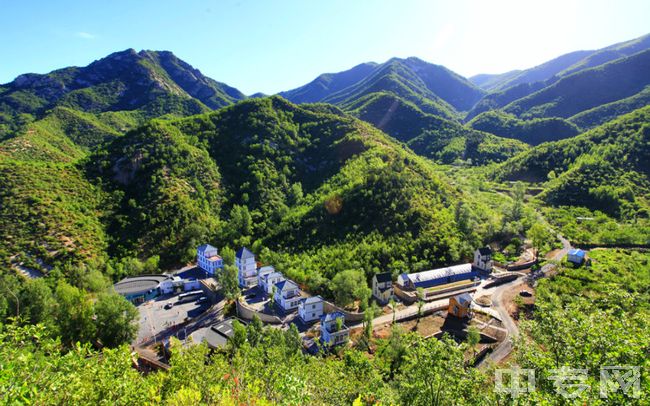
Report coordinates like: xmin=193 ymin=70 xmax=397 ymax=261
xmin=480 ymin=225 xmax=572 ymax=367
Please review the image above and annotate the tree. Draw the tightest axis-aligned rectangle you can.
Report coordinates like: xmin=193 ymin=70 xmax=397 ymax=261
xmin=19 ymin=278 xmax=55 ymax=325
xmin=93 ymin=293 xmax=139 ymax=348
xmin=389 ymin=298 xmax=396 ymax=324
xmin=466 ymin=325 xmax=480 ymax=358
xmin=510 ymin=181 xmax=526 ymax=221
xmin=331 ymin=270 xmax=371 ymax=309
xmin=246 ymin=315 xmax=264 ymax=347
xmin=396 ymin=336 xmax=490 ymax=405
xmin=54 ymin=282 xmax=96 ymax=347
xmin=361 ymin=308 xmax=374 ymax=350
xmin=220 ymin=246 xmax=236 ymax=265
xmin=229 ymin=320 xmax=247 ymax=352
xmin=284 ymin=323 xmax=301 ymax=353
xmin=528 ymin=222 xmax=553 ymax=259
xmin=220 ymin=264 xmax=240 ymax=301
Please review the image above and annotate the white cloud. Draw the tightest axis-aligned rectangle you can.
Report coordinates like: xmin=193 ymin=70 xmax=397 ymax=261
xmin=76 ymin=32 xmax=95 ymax=40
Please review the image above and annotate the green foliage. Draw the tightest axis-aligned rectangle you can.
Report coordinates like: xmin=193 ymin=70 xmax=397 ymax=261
xmin=527 ymin=222 xmax=553 ymax=256
xmin=543 ymin=206 xmax=650 ymax=245
xmin=220 ymin=264 xmax=240 ymax=301
xmin=494 ymin=106 xmax=650 ymax=220
xmin=504 ymin=49 xmax=650 ymax=119
xmin=569 ymin=85 xmax=650 ymax=129
xmin=93 ymin=292 xmax=139 ymax=347
xmin=468 ymin=110 xmax=579 ymax=145
xmin=331 ymin=269 xmax=371 ymax=309
xmin=345 ymin=91 xmax=528 ymax=164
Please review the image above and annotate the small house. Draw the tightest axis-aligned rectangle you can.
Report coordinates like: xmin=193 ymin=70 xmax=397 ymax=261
xmin=448 ymin=293 xmax=473 ymax=318
xmin=260 ymin=271 xmax=285 ymax=295
xmin=473 ymin=246 xmax=493 ymax=272
xmin=320 ymin=312 xmax=349 ymax=347
xmin=397 ymin=263 xmax=476 ymax=291
xmin=298 ymin=296 xmax=324 ymax=323
xmin=197 ymin=244 xmax=223 ymax=275
xmin=257 ymin=265 xmax=275 ymax=287
xmin=372 ymin=272 xmax=393 ymax=304
xmin=567 ymin=249 xmax=586 ymax=265
xmin=236 ymin=247 xmax=257 ymax=288
xmin=273 ymin=280 xmax=302 ymax=313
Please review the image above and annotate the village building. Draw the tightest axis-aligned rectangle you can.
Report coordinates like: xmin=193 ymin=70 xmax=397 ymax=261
xmin=260 ymin=271 xmax=285 ymax=296
xmin=372 ymin=272 xmax=393 ymax=304
xmin=397 ymin=263 xmax=477 ymax=291
xmin=196 ymin=244 xmax=223 ymax=275
xmin=159 ymin=276 xmax=200 ymax=294
xmin=203 ymin=317 xmax=248 ymax=349
xmin=567 ymin=248 xmax=586 ymax=265
xmin=113 ymin=275 xmax=201 ymax=304
xmin=257 ymin=265 xmax=275 ymax=287
xmin=236 ymin=247 xmax=258 ymax=288
xmin=113 ymin=275 xmax=171 ymax=304
xmin=448 ymin=293 xmax=473 ymax=318
xmin=273 ymin=280 xmax=302 ymax=313
xmin=298 ymin=296 xmax=324 ymax=323
xmin=473 ymin=246 xmax=493 ymax=272
xmin=320 ymin=312 xmax=350 ymax=347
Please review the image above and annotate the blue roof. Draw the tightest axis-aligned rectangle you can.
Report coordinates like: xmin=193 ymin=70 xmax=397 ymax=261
xmin=197 ymin=244 xmax=218 ymax=254
xmin=236 ymin=247 xmax=255 ymax=260
xmin=568 ymin=249 xmax=586 ymax=257
xmin=321 ymin=311 xmax=344 ymax=323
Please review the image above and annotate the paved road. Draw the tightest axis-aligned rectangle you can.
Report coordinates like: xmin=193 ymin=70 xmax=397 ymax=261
xmin=480 ymin=222 xmax=572 ymax=367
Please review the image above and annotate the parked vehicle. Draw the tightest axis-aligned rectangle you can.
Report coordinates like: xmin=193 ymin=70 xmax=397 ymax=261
xmin=164 ymin=302 xmax=174 ymax=309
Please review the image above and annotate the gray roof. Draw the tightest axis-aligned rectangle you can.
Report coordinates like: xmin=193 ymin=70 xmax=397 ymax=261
xmin=203 ymin=317 xmax=247 ymax=349
xmin=262 ymin=271 xmax=284 ymax=282
xmin=275 ymin=279 xmax=299 ymax=292
xmin=236 ymin=247 xmax=255 ymax=260
xmin=113 ymin=275 xmax=170 ymax=295
xmin=374 ymin=272 xmax=392 ymax=283
xmin=302 ymin=295 xmax=323 ymax=305
xmin=478 ymin=246 xmax=492 ymax=256
xmin=454 ymin=293 xmax=473 ymax=306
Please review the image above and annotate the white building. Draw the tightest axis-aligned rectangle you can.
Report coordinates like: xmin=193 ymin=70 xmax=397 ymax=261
xmin=260 ymin=271 xmax=285 ymax=296
xmin=320 ymin=312 xmax=349 ymax=347
xmin=236 ymin=247 xmax=257 ymax=288
xmin=159 ymin=276 xmax=201 ymax=294
xmin=473 ymin=246 xmax=493 ymax=272
xmin=372 ymin=272 xmax=393 ymax=304
xmin=196 ymin=244 xmax=223 ymax=275
xmin=273 ymin=280 xmax=302 ymax=313
xmin=257 ymin=265 xmax=275 ymax=287
xmin=298 ymin=296 xmax=324 ymax=323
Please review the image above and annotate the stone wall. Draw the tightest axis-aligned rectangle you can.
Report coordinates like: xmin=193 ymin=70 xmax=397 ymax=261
xmin=236 ymin=298 xmax=283 ymax=324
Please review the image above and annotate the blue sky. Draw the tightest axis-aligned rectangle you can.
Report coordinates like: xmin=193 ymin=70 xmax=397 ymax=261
xmin=1 ymin=0 xmax=649 ymax=94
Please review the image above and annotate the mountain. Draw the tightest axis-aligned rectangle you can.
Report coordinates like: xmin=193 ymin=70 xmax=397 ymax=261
xmin=278 ymin=62 xmax=378 ymax=104
xmin=469 ymin=70 xmax=521 ymax=91
xmin=344 ymin=92 xmax=528 ymax=163
xmin=281 ymin=57 xmax=485 ymax=114
xmin=0 ymin=49 xmax=246 ymax=140
xmin=468 ymin=110 xmax=580 ymax=145
xmin=494 ymin=105 xmax=650 ymax=218
xmin=503 ymin=49 xmax=650 ymax=119
xmin=2 ymin=96 xmax=500 ymax=278
xmin=476 ymin=33 xmax=650 ymax=91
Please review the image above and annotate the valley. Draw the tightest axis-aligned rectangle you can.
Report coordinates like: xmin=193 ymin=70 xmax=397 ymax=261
xmin=1 ymin=30 xmax=649 ymax=405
